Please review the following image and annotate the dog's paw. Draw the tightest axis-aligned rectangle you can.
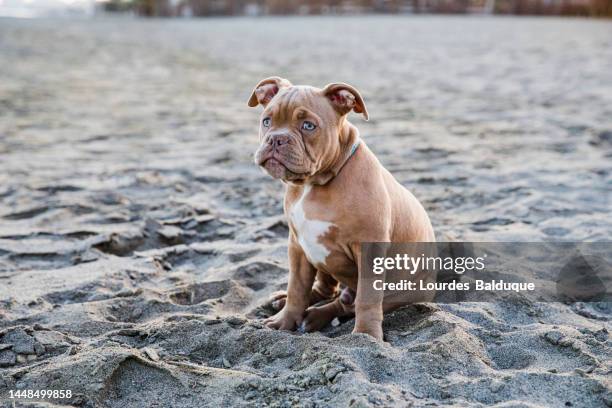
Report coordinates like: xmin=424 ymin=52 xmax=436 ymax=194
xmin=263 ymin=308 xmax=304 ymax=331
xmin=352 ymin=325 xmax=384 ymax=342
xmin=301 ymin=304 xmax=338 ymax=332
xmin=267 ymin=291 xmax=287 ymax=311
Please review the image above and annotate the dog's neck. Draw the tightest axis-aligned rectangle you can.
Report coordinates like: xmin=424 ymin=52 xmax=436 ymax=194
xmin=306 ymin=121 xmax=360 ymax=186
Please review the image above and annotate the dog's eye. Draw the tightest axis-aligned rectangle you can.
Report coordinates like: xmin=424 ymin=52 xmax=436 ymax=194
xmin=302 ymin=121 xmax=316 ymax=131
xmin=262 ymin=117 xmax=271 ymax=128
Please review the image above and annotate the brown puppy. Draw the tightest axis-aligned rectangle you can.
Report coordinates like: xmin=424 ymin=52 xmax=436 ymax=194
xmin=249 ymin=77 xmax=435 ymax=340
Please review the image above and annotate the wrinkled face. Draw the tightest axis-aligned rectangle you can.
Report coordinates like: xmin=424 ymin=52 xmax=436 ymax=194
xmin=254 ymin=86 xmax=342 ymax=182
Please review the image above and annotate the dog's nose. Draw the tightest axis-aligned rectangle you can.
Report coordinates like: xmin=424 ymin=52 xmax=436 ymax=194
xmin=268 ymin=134 xmax=290 ymax=148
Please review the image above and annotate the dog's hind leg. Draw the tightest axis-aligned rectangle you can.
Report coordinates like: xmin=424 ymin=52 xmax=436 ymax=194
xmin=300 ymin=286 xmax=355 ymax=333
xmin=269 ymin=271 xmax=339 ymax=311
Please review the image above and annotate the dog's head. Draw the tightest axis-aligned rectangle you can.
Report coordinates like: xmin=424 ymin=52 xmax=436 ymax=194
xmin=249 ymin=77 xmax=368 ymax=184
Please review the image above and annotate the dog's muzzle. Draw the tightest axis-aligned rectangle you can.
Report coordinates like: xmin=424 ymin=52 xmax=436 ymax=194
xmin=255 ymin=133 xmax=311 ymax=180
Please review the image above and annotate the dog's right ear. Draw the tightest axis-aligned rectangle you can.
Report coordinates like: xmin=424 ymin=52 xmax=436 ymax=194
xmin=248 ymin=77 xmax=292 ymax=108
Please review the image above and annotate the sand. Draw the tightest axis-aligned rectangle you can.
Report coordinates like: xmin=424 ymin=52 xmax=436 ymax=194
xmin=0 ymin=16 xmax=611 ymax=407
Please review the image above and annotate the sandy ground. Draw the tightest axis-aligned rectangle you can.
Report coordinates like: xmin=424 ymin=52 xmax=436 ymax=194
xmin=0 ymin=16 xmax=611 ymax=408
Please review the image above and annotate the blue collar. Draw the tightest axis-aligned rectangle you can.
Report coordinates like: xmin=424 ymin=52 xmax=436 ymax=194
xmin=349 ymin=140 xmax=360 ymax=157
xmin=336 ymin=140 xmax=360 ymax=176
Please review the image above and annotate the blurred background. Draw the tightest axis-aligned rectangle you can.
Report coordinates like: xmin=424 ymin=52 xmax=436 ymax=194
xmin=1 ymin=0 xmax=611 ymax=18
xmin=0 ymin=4 xmax=611 ymax=245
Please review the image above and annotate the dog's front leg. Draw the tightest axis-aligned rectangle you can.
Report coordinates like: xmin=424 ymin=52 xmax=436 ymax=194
xmin=264 ymin=239 xmax=315 ymax=331
xmin=351 ymin=243 xmax=385 ymax=341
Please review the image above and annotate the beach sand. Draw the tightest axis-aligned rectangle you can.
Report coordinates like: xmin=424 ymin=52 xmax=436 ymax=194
xmin=0 ymin=16 xmax=611 ymax=407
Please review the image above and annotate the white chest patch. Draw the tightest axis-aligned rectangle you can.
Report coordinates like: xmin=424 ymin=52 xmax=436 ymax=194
xmin=290 ymin=185 xmax=334 ymax=266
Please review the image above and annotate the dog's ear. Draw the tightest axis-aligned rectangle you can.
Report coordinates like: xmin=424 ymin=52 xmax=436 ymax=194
xmin=248 ymin=77 xmax=292 ymax=108
xmin=322 ymin=82 xmax=369 ymax=121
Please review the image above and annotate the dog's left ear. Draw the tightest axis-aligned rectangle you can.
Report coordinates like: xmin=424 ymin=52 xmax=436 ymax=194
xmin=248 ymin=76 xmax=292 ymax=108
xmin=322 ymin=83 xmax=369 ymax=121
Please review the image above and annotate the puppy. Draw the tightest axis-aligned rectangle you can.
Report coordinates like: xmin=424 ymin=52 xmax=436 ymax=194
xmin=249 ymin=77 xmax=435 ymax=340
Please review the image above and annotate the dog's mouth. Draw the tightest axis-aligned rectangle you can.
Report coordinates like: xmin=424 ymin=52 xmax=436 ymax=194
xmin=255 ymin=143 xmax=312 ymax=181
xmin=261 ymin=158 xmax=289 ymax=179
xmin=259 ymin=156 xmax=309 ymax=181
